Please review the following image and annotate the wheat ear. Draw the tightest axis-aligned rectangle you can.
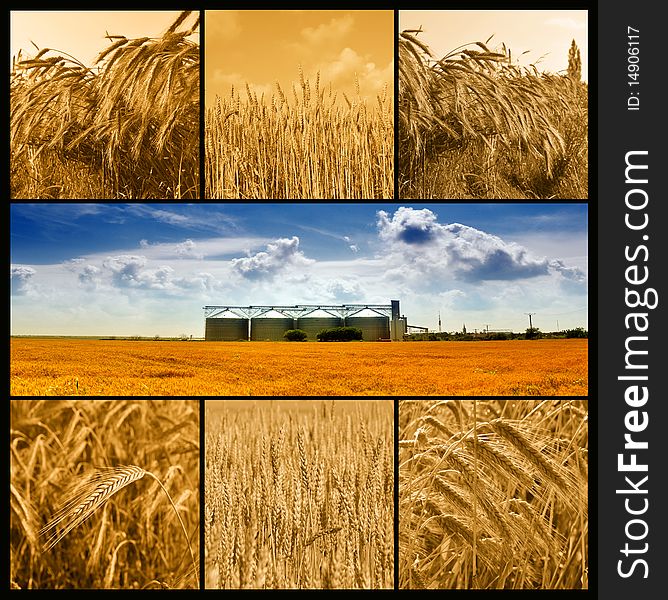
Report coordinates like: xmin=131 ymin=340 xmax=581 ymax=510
xmin=40 ymin=465 xmax=199 ymax=587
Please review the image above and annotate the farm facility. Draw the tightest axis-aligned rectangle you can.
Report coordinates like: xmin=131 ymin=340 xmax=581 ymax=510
xmin=203 ymin=300 xmax=408 ymax=342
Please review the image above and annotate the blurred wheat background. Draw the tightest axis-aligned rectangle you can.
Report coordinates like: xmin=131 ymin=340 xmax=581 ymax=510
xmin=10 ymin=399 xmax=200 ymax=589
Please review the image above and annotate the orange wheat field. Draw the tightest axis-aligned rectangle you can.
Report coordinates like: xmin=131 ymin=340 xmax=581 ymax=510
xmin=10 ymin=338 xmax=587 ymax=396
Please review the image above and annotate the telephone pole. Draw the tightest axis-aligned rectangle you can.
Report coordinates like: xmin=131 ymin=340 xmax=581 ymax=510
xmin=525 ymin=313 xmax=536 ymax=329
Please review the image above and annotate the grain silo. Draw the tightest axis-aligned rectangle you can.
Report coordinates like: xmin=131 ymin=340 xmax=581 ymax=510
xmin=250 ymin=317 xmax=295 ymax=341
xmin=205 ymin=317 xmax=249 ymax=341
xmin=203 ymin=301 xmax=405 ymax=342
xmin=295 ymin=316 xmax=343 ymax=340
xmin=345 ymin=316 xmax=390 ymax=341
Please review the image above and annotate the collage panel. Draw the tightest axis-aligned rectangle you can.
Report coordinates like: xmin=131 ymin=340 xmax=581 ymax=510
xmin=9 ymin=203 xmax=587 ymax=397
xmin=9 ymin=399 xmax=200 ymax=589
xmin=398 ymin=399 xmax=589 ymax=589
xmin=204 ymin=399 xmax=394 ymax=589
xmin=10 ymin=10 xmax=200 ymax=200
xmin=398 ymin=9 xmax=588 ymax=200
xmin=204 ymin=10 xmax=394 ymax=199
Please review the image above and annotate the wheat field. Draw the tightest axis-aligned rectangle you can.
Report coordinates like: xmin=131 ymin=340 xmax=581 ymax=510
xmin=10 ymin=399 xmax=200 ymax=589
xmin=399 ymin=399 xmax=588 ymax=589
xmin=205 ymin=74 xmax=393 ymax=199
xmin=205 ymin=400 xmax=394 ymax=588
xmin=10 ymin=11 xmax=199 ymax=199
xmin=10 ymin=338 xmax=588 ymax=396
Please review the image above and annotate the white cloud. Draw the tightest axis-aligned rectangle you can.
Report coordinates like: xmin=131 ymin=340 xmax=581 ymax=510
xmin=377 ymin=207 xmax=585 ymax=284
xmin=175 ymin=239 xmax=204 ymax=259
xmin=10 ymin=264 xmax=36 ymax=295
xmin=231 ymin=236 xmax=314 ymax=281
xmin=300 ymin=14 xmax=354 ymax=45
xmin=78 ymin=264 xmax=101 ymax=289
xmin=316 ymin=48 xmax=393 ymax=98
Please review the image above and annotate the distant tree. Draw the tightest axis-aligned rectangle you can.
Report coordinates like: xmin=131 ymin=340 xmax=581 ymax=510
xmin=565 ymin=327 xmax=588 ymax=338
xmin=317 ymin=327 xmax=363 ymax=342
xmin=525 ymin=327 xmax=542 ymax=340
xmin=284 ymin=329 xmax=307 ymax=342
xmin=567 ymin=39 xmax=582 ymax=81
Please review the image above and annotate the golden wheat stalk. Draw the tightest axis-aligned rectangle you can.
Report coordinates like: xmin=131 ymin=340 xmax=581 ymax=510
xmin=40 ymin=465 xmax=199 ymax=586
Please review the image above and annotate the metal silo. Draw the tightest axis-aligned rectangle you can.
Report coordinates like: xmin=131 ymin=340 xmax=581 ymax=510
xmin=295 ymin=316 xmax=343 ymax=340
xmin=345 ymin=316 xmax=390 ymax=341
xmin=250 ymin=317 xmax=295 ymax=341
xmin=205 ymin=317 xmax=249 ymax=341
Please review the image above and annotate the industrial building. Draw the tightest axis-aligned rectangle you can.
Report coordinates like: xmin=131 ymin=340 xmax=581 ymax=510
xmin=203 ymin=300 xmax=408 ymax=342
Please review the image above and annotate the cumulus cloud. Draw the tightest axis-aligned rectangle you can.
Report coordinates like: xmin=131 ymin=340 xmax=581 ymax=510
xmin=78 ymin=265 xmax=101 ymax=288
xmin=102 ymin=255 xmax=175 ymax=290
xmin=175 ymin=239 xmax=204 ymax=259
xmin=301 ymin=14 xmax=354 ymax=45
xmin=316 ymin=48 xmax=392 ymax=98
xmin=103 ymin=255 xmax=148 ymax=287
xmin=378 ymin=207 xmax=439 ymax=245
xmin=321 ymin=278 xmax=365 ymax=302
xmin=100 ymin=254 xmax=219 ymax=294
xmin=63 ymin=258 xmax=102 ymax=289
xmin=231 ymin=236 xmax=314 ymax=281
xmin=11 ymin=264 xmax=36 ymax=295
xmin=377 ymin=207 xmax=586 ymax=284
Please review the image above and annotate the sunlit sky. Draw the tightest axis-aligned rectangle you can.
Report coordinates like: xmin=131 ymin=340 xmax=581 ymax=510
xmin=10 ymin=11 xmax=199 ymax=68
xmin=11 ymin=204 xmax=587 ymax=337
xmin=205 ymin=10 xmax=394 ymax=107
xmin=399 ymin=10 xmax=588 ymax=81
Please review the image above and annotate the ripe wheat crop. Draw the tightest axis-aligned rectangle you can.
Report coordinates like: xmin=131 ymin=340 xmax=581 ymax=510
xmin=10 ymin=399 xmax=200 ymax=589
xmin=399 ymin=30 xmax=588 ymax=199
xmin=10 ymin=11 xmax=199 ymax=199
xmin=399 ymin=399 xmax=588 ymax=589
xmin=205 ymin=72 xmax=393 ymax=199
xmin=10 ymin=338 xmax=587 ymax=396
xmin=205 ymin=400 xmax=394 ymax=588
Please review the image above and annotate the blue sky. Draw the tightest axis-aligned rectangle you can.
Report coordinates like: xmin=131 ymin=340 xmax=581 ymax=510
xmin=10 ymin=203 xmax=587 ymax=336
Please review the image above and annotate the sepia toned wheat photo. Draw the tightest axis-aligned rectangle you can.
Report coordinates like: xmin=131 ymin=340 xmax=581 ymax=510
xmin=399 ymin=10 xmax=588 ymax=199
xmin=10 ymin=10 xmax=199 ymax=199
xmin=205 ymin=399 xmax=394 ymax=589
xmin=10 ymin=399 xmax=200 ymax=589
xmin=205 ymin=10 xmax=394 ymax=199
xmin=399 ymin=399 xmax=588 ymax=589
